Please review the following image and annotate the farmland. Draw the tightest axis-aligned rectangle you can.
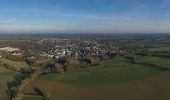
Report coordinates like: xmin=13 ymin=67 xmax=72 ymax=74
xmin=39 ymin=58 xmax=162 ymax=85
xmin=0 ymin=34 xmax=170 ymax=100
xmin=0 ymin=86 xmax=7 ymax=100
xmin=0 ymin=58 xmax=30 ymax=70
xmin=148 ymin=47 xmax=170 ymax=52
xmin=22 ymin=56 xmax=168 ymax=100
xmin=135 ymin=55 xmax=170 ymax=68
xmin=22 ymin=71 xmax=170 ymax=100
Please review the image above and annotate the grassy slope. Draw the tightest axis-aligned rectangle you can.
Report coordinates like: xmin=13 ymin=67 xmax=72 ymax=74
xmin=0 ymin=58 xmax=29 ymax=69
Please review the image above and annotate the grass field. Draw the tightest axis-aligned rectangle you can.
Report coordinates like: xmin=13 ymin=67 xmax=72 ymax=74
xmin=39 ymin=57 xmax=162 ymax=85
xmin=135 ymin=55 xmax=170 ymax=68
xmin=148 ymin=47 xmax=170 ymax=52
xmin=0 ymin=58 xmax=29 ymax=70
xmin=0 ymin=66 xmax=16 ymax=100
xmin=0 ymin=66 xmax=16 ymax=84
xmin=22 ymin=96 xmax=43 ymax=100
xmin=0 ymin=58 xmax=30 ymax=100
xmin=22 ymin=71 xmax=170 ymax=100
xmin=22 ymin=57 xmax=168 ymax=100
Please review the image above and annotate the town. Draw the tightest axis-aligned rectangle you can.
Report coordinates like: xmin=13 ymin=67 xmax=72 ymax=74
xmin=0 ymin=37 xmax=127 ymax=67
xmin=39 ymin=38 xmax=125 ymax=59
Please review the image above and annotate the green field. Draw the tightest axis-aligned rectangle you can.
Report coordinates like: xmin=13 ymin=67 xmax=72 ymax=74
xmin=22 ymin=57 xmax=168 ymax=100
xmin=0 ymin=66 xmax=16 ymax=84
xmin=0 ymin=66 xmax=16 ymax=100
xmin=135 ymin=55 xmax=170 ymax=68
xmin=40 ymin=57 xmax=162 ymax=85
xmin=0 ymin=58 xmax=30 ymax=70
xmin=0 ymin=58 xmax=31 ymax=100
xmin=22 ymin=71 xmax=170 ymax=100
xmin=0 ymin=56 xmax=168 ymax=100
xmin=148 ymin=47 xmax=170 ymax=52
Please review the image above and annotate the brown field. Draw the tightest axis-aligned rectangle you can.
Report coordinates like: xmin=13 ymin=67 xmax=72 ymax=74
xmin=22 ymin=71 xmax=170 ymax=100
xmin=0 ymin=86 xmax=7 ymax=100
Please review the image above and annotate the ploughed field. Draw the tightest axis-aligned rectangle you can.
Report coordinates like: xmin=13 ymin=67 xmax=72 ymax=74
xmin=22 ymin=56 xmax=170 ymax=100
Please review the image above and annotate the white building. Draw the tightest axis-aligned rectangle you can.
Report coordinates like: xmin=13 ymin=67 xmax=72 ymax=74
xmin=0 ymin=47 xmax=20 ymax=52
xmin=12 ymin=53 xmax=22 ymax=56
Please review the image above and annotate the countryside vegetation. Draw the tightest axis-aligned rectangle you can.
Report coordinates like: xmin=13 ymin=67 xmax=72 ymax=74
xmin=0 ymin=34 xmax=170 ymax=100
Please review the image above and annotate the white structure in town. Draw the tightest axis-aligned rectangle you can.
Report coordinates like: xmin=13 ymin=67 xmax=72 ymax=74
xmin=0 ymin=47 xmax=20 ymax=52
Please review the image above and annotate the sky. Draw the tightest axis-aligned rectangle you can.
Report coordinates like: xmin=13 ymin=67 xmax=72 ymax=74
xmin=0 ymin=0 xmax=170 ymax=34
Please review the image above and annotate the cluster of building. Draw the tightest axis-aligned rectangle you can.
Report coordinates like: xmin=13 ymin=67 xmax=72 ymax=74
xmin=0 ymin=47 xmax=22 ymax=58
xmin=0 ymin=47 xmax=20 ymax=52
xmin=0 ymin=38 xmax=127 ymax=65
xmin=39 ymin=38 xmax=126 ymax=59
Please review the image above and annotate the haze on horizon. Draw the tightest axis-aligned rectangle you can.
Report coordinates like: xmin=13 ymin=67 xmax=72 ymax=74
xmin=0 ymin=0 xmax=170 ymax=34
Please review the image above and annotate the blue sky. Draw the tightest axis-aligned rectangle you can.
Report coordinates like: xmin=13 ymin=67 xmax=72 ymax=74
xmin=0 ymin=0 xmax=170 ymax=33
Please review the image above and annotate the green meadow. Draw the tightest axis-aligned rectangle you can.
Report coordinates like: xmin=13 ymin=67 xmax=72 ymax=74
xmin=41 ymin=58 xmax=162 ymax=85
xmin=148 ymin=47 xmax=170 ymax=52
xmin=22 ymin=57 xmax=169 ymax=100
